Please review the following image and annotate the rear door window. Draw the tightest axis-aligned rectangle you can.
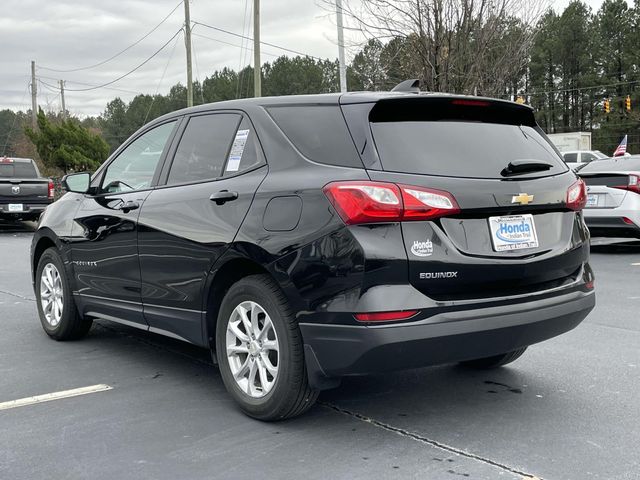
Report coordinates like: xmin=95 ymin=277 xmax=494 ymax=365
xmin=563 ymin=153 xmax=578 ymax=163
xmin=223 ymin=117 xmax=264 ymax=176
xmin=371 ymin=121 xmax=566 ymax=179
xmin=167 ymin=113 xmax=241 ymax=185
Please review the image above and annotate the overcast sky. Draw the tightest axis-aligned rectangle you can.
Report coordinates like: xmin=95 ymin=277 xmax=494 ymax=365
xmin=0 ymin=0 xmax=621 ymax=117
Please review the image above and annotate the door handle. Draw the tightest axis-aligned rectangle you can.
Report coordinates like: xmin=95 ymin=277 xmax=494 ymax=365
xmin=117 ymin=200 xmax=140 ymax=213
xmin=209 ymin=190 xmax=238 ymax=205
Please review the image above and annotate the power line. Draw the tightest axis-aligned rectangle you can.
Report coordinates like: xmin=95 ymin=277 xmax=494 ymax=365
xmin=190 ymin=34 xmax=206 ymax=105
xmin=192 ymin=20 xmax=324 ymax=61
xmin=61 ymin=29 xmax=184 ymax=92
xmin=1 ymin=82 xmax=30 ymax=155
xmin=38 ymin=79 xmax=60 ymax=94
xmin=38 ymin=1 xmax=183 ymax=73
xmin=191 ymin=32 xmax=280 ymax=58
xmin=524 ymin=79 xmax=640 ymax=97
xmin=143 ymin=32 xmax=181 ymax=125
xmin=37 ymin=75 xmax=143 ymax=95
xmin=236 ymin=0 xmax=252 ymax=99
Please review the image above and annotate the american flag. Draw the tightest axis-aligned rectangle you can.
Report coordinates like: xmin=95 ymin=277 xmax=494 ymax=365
xmin=613 ymin=135 xmax=628 ymax=157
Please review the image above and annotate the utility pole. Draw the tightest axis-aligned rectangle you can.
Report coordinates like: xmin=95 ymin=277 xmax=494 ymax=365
xmin=59 ymin=80 xmax=66 ymax=119
xmin=184 ymin=0 xmax=193 ymax=107
xmin=253 ymin=0 xmax=261 ymax=97
xmin=336 ymin=0 xmax=347 ymax=93
xmin=30 ymin=61 xmax=38 ymax=128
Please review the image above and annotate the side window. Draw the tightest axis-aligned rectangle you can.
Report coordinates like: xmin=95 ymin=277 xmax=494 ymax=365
xmin=582 ymin=153 xmax=597 ymax=163
xmin=223 ymin=117 xmax=264 ymax=176
xmin=563 ymin=152 xmax=578 ymax=163
xmin=267 ymin=105 xmax=363 ymax=168
xmin=102 ymin=121 xmax=176 ymax=193
xmin=167 ymin=114 xmax=240 ymax=185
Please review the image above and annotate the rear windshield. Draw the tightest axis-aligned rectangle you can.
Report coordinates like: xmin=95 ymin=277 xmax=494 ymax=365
xmin=579 ymin=156 xmax=640 ymax=173
xmin=0 ymin=161 xmax=38 ymax=178
xmin=371 ymin=121 xmax=567 ymax=179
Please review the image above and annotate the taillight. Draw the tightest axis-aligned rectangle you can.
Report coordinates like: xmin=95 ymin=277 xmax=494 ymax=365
xmin=48 ymin=179 xmax=55 ymax=200
xmin=354 ymin=310 xmax=419 ymax=322
xmin=451 ymin=99 xmax=490 ymax=107
xmin=613 ymin=173 xmax=640 ymax=194
xmin=566 ymin=179 xmax=587 ymax=211
xmin=323 ymin=181 xmax=460 ymax=225
xmin=322 ymin=182 xmax=403 ymax=224
xmin=399 ymin=184 xmax=460 ymax=220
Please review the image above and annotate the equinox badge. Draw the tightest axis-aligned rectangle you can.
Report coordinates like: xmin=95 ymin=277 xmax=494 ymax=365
xmin=511 ymin=193 xmax=534 ymax=205
xmin=420 ymin=272 xmax=458 ymax=279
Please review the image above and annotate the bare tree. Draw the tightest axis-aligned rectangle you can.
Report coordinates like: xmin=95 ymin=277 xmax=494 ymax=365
xmin=326 ymin=0 xmax=549 ymax=96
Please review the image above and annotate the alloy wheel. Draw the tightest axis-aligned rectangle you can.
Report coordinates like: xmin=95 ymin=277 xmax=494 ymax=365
xmin=40 ymin=263 xmax=64 ymax=327
xmin=225 ymin=301 xmax=279 ymax=398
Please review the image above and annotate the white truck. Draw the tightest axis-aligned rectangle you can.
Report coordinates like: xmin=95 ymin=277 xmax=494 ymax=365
xmin=546 ymin=132 xmax=607 ymax=170
xmin=546 ymin=132 xmax=592 ymax=152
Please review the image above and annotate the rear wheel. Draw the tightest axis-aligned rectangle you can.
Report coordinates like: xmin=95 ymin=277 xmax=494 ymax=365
xmin=35 ymin=248 xmax=92 ymax=340
xmin=215 ymin=274 xmax=318 ymax=421
xmin=459 ymin=347 xmax=527 ymax=369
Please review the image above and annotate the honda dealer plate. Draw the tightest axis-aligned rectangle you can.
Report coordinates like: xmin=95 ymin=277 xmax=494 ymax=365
xmin=489 ymin=214 xmax=539 ymax=252
xmin=8 ymin=203 xmax=24 ymax=213
xmin=586 ymin=194 xmax=598 ymax=207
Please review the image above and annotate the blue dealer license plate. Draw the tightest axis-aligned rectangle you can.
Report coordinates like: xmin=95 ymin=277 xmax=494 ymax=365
xmin=489 ymin=214 xmax=539 ymax=252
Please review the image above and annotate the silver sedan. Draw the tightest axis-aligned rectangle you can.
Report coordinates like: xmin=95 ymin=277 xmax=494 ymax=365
xmin=579 ymin=156 xmax=640 ymax=238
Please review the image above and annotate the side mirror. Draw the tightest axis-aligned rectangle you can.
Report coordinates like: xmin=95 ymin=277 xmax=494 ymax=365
xmin=62 ymin=172 xmax=91 ymax=193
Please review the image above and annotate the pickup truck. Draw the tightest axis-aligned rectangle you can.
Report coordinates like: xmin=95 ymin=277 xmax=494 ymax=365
xmin=0 ymin=157 xmax=54 ymax=222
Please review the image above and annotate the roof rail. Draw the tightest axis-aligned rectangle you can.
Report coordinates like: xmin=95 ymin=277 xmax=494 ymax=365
xmin=391 ymin=79 xmax=421 ymax=93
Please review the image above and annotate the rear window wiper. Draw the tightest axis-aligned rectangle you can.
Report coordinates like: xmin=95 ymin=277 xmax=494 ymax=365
xmin=501 ymin=159 xmax=554 ymax=177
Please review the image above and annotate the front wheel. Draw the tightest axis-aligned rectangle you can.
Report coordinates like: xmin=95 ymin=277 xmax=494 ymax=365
xmin=215 ymin=274 xmax=318 ymax=421
xmin=459 ymin=347 xmax=528 ymax=369
xmin=35 ymin=248 xmax=92 ymax=340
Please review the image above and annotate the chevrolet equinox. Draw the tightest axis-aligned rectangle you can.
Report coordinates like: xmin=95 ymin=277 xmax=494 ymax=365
xmin=31 ymin=84 xmax=596 ymax=420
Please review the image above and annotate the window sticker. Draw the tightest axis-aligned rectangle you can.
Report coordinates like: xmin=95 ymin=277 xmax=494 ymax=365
xmin=226 ymin=129 xmax=250 ymax=172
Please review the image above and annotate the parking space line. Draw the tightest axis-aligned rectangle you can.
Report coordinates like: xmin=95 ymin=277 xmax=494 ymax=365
xmin=321 ymin=401 xmax=541 ymax=480
xmin=0 ymin=384 xmax=112 ymax=411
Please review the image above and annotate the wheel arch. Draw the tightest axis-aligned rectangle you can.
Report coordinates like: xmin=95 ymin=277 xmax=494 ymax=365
xmin=202 ymin=255 xmax=273 ymax=356
xmin=31 ymin=230 xmax=62 ymax=284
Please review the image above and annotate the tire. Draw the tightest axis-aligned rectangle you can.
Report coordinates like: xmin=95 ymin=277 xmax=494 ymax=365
xmin=459 ymin=347 xmax=527 ymax=369
xmin=35 ymin=247 xmax=92 ymax=340
xmin=215 ymin=274 xmax=318 ymax=421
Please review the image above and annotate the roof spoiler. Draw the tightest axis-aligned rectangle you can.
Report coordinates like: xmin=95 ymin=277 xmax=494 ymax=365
xmin=391 ymin=79 xmax=421 ymax=93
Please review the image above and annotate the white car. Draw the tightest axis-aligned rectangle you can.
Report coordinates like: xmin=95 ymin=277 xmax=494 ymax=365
xmin=563 ymin=150 xmax=608 ymax=170
xmin=578 ymin=156 xmax=640 ymax=238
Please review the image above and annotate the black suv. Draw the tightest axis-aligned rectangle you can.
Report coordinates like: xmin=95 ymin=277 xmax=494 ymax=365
xmin=31 ymin=87 xmax=595 ymax=420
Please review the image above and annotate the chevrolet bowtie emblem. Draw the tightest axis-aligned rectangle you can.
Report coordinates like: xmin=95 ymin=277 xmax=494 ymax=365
xmin=512 ymin=193 xmax=534 ymax=205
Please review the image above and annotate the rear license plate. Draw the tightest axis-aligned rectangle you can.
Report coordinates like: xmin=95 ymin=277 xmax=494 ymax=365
xmin=586 ymin=194 xmax=598 ymax=207
xmin=489 ymin=214 xmax=539 ymax=252
xmin=8 ymin=203 xmax=24 ymax=212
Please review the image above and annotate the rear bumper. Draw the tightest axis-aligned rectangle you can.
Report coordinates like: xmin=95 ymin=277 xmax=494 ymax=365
xmin=584 ymin=215 xmax=640 ymax=238
xmin=301 ymin=287 xmax=595 ymax=389
xmin=0 ymin=203 xmax=48 ymax=218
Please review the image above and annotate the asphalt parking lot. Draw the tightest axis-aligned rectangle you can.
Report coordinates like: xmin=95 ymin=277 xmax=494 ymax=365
xmin=1 ymin=221 xmax=639 ymax=480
